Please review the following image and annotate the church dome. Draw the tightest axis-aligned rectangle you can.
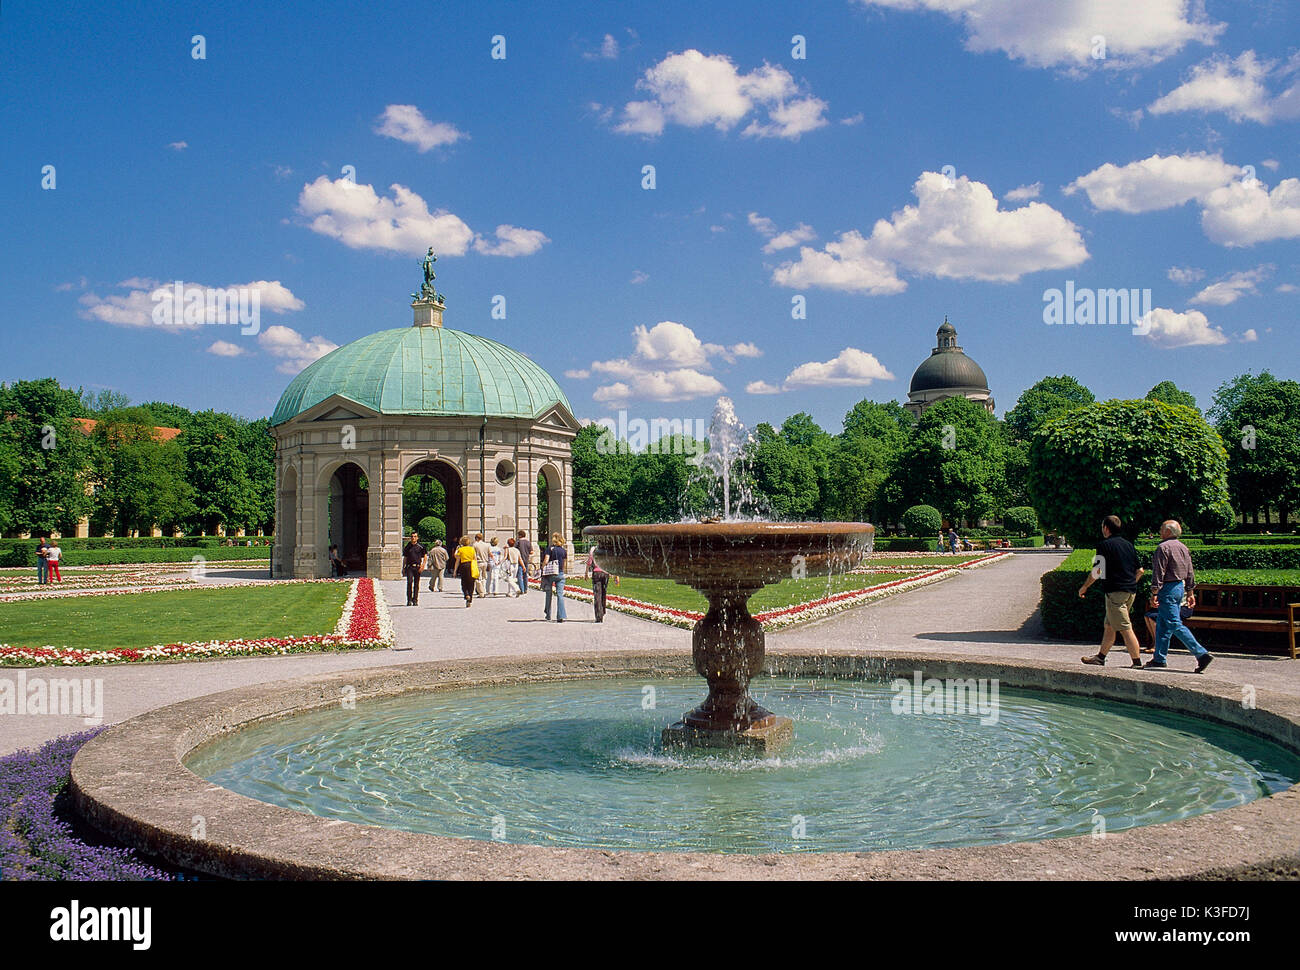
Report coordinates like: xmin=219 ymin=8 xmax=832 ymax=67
xmin=271 ymin=325 xmax=571 ymax=426
xmin=908 ymin=318 xmax=989 ymax=394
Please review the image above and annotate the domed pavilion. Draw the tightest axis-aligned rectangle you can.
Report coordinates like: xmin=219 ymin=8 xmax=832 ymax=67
xmin=270 ymin=265 xmax=578 ymax=580
xmin=905 ymin=317 xmax=995 ymax=418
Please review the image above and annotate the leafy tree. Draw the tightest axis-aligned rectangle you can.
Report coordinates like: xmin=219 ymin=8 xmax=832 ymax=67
xmin=179 ymin=410 xmax=256 ymax=532
xmin=1002 ymin=506 xmax=1039 ymax=535
xmin=901 ymin=504 xmax=942 ymax=537
xmin=1210 ymin=373 xmax=1300 ymax=525
xmin=416 ymin=515 xmax=446 ymax=542
xmin=750 ymin=423 xmax=819 ymax=519
xmin=572 ymin=423 xmax=634 ymax=531
xmin=0 ymin=378 xmax=94 ymax=534
xmin=135 ymin=401 xmax=195 ymax=430
xmin=828 ymin=400 xmax=912 ymax=522
xmin=80 ymin=388 xmax=132 ymax=414
xmin=1146 ymin=381 xmax=1199 ymax=413
xmin=1027 ymin=399 xmax=1233 ymax=545
xmin=238 ymin=418 xmax=275 ymax=531
xmin=1005 ymin=375 xmax=1094 ymax=441
xmin=891 ymin=397 xmax=1006 ymax=524
xmin=403 ymin=474 xmax=446 ymax=533
xmin=88 ymin=407 xmax=195 ymax=533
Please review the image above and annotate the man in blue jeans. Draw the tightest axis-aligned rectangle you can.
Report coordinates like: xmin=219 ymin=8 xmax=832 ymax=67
xmin=1146 ymin=519 xmax=1213 ymax=673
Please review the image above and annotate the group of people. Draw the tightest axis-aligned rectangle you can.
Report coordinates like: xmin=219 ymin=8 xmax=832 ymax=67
xmin=1078 ymin=516 xmax=1213 ymax=673
xmin=34 ymin=537 xmax=63 ymax=583
xmin=400 ymin=530 xmax=619 ymax=622
xmin=938 ymin=527 xmax=974 ymax=554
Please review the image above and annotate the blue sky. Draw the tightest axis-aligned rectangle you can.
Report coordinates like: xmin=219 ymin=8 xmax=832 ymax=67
xmin=2 ymin=0 xmax=1297 ymax=432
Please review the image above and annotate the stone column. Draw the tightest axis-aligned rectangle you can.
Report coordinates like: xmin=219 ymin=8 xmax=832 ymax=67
xmin=370 ymin=443 xmax=404 ymax=580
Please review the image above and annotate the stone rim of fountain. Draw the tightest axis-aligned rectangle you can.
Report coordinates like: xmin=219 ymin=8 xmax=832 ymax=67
xmin=69 ymin=650 xmax=1300 ymax=881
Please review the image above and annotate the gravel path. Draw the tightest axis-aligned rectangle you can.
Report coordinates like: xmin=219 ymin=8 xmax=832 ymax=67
xmin=2 ymin=553 xmax=1296 ymax=756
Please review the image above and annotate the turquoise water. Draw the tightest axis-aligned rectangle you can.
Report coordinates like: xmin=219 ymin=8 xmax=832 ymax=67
xmin=186 ymin=677 xmax=1300 ymax=853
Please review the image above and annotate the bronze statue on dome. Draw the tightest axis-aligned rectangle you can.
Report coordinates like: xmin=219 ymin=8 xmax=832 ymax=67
xmin=414 ymin=247 xmax=444 ymax=304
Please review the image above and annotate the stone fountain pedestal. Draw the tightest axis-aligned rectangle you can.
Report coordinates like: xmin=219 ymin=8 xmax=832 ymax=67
xmin=584 ymin=522 xmax=874 ymax=754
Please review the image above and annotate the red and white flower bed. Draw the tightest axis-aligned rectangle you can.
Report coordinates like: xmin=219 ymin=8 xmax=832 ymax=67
xmin=0 ymin=578 xmax=393 ymax=667
xmin=539 ymin=551 xmax=1012 ymax=631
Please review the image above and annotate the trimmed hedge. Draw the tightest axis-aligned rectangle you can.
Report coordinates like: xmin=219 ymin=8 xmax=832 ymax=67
xmin=1040 ymin=548 xmax=1300 ymax=640
xmin=1135 ymin=544 xmax=1300 ymax=570
xmin=872 ymin=538 xmax=937 ymax=552
xmin=7 ymin=546 xmax=271 ymax=567
xmin=901 ymin=505 xmax=942 ymax=537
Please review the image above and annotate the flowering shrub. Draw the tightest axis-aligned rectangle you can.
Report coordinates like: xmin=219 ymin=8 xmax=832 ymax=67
xmin=0 ymin=730 xmax=173 ymax=880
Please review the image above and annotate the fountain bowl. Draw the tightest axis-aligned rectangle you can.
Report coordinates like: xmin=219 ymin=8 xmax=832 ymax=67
xmin=584 ymin=522 xmax=874 ymax=751
xmin=582 ymin=521 xmax=874 ymax=592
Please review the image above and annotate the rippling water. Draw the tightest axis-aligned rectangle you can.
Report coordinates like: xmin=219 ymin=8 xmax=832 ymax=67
xmin=185 ymin=677 xmax=1300 ymax=853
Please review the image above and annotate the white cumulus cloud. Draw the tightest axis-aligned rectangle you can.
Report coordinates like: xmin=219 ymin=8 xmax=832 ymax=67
xmin=1200 ymin=177 xmax=1300 ymax=246
xmin=1189 ymin=265 xmax=1273 ymax=306
xmin=296 ymin=177 xmax=548 ymax=258
xmin=1167 ymin=266 xmax=1205 ymax=284
xmin=374 ymin=104 xmax=467 ymax=152
xmin=258 ymin=325 xmax=339 ymax=374
xmin=472 ymin=225 xmax=551 ymax=257
xmin=749 ymin=211 xmax=816 ymax=252
xmin=774 ymin=171 xmax=1087 ymax=292
xmin=854 ymin=0 xmax=1222 ymax=70
xmin=745 ymin=380 xmax=783 ymax=395
xmin=1147 ymin=51 xmax=1300 ymax=124
xmin=1005 ymin=182 xmax=1043 ymax=202
xmin=1137 ymin=307 xmax=1229 ymax=348
xmin=783 ymin=348 xmax=895 ymax=388
xmin=1064 ymin=152 xmax=1240 ymax=213
xmin=207 ymin=340 xmax=247 ymax=357
xmin=614 ymin=50 xmax=829 ymax=140
xmin=584 ymin=321 xmax=756 ymax=404
xmin=79 ymin=279 xmax=304 ymax=328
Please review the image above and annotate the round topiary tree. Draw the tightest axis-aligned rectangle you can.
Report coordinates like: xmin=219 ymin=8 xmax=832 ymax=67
xmin=901 ymin=504 xmax=943 ymax=537
xmin=416 ymin=515 xmax=446 ymax=543
xmin=1028 ymin=399 xmax=1233 ymax=547
xmin=1002 ymin=506 xmax=1039 ymax=536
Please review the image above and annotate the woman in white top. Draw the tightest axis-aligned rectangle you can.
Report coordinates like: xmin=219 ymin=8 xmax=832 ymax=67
xmin=47 ymin=541 xmax=63 ymax=582
xmin=489 ymin=537 xmax=505 ymax=595
xmin=504 ymin=538 xmax=523 ymax=597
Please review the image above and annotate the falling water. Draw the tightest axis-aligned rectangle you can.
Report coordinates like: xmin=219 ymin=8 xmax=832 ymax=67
xmin=689 ymin=396 xmax=762 ymax=521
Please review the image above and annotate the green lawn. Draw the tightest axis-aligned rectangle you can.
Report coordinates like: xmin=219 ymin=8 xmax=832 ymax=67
xmin=562 ymin=570 xmax=918 ymax=614
xmin=0 ymin=583 xmax=350 ymax=650
xmin=867 ymin=554 xmax=985 ymax=567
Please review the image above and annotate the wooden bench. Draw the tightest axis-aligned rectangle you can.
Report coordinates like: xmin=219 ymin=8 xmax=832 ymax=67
xmin=1181 ymin=584 xmax=1300 ymax=659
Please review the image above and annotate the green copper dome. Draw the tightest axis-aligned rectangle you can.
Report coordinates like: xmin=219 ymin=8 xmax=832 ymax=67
xmin=909 ymin=318 xmax=989 ymax=394
xmin=271 ymin=326 xmax=571 ymax=426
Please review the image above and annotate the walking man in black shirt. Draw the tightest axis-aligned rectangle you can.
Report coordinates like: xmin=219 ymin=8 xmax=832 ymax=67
xmin=1078 ymin=515 xmax=1144 ymax=667
xmin=402 ymin=531 xmax=427 ymax=606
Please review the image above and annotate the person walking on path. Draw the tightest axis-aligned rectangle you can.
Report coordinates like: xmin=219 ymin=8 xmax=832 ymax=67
xmin=46 ymin=540 xmax=62 ymax=583
xmin=401 ymin=531 xmax=427 ymax=606
xmin=473 ymin=533 xmax=491 ymax=599
xmin=453 ymin=535 xmax=478 ymax=607
xmin=427 ymin=539 xmax=448 ymax=593
xmin=1146 ymin=520 xmax=1213 ymax=673
xmin=541 ymin=532 xmax=568 ymax=622
xmin=946 ymin=526 xmax=959 ymax=556
xmin=584 ymin=545 xmax=619 ymax=623
xmin=36 ymin=537 xmax=50 ymax=585
xmin=1078 ymin=515 xmax=1144 ymax=668
xmin=515 ymin=531 xmax=532 ymax=596
xmin=503 ymin=537 xmax=523 ymax=597
xmin=489 ymin=537 xmax=505 ymax=595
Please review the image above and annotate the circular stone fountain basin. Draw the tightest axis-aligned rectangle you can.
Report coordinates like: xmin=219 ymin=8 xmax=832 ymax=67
xmin=69 ymin=653 xmax=1300 ymax=880
xmin=183 ymin=675 xmax=1299 ymax=854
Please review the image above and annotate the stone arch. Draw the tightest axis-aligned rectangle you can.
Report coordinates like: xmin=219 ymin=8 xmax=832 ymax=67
xmin=538 ymin=461 xmax=565 ymax=543
xmin=275 ymin=463 xmax=298 ymax=578
xmin=322 ymin=461 xmax=369 ymax=573
xmin=404 ymin=457 xmax=465 ymax=544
